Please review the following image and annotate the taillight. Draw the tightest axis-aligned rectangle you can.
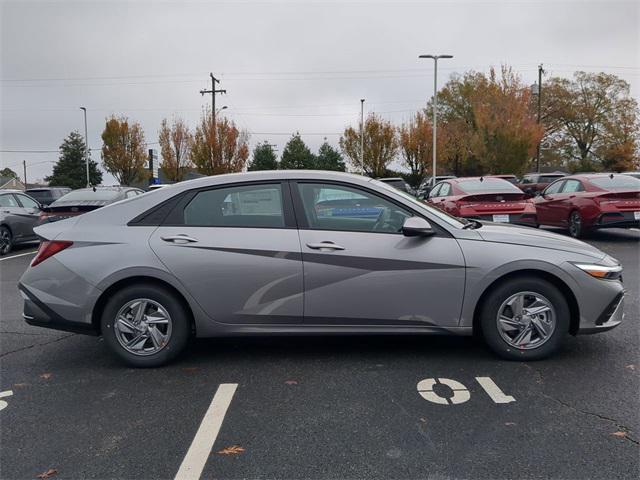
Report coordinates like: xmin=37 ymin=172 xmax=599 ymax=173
xmin=31 ymin=240 xmax=73 ymax=267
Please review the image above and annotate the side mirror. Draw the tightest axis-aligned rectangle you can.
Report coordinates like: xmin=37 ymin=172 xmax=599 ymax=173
xmin=402 ymin=216 xmax=435 ymax=237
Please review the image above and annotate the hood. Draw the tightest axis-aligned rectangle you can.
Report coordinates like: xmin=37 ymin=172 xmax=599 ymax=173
xmin=475 ymin=222 xmax=606 ymax=259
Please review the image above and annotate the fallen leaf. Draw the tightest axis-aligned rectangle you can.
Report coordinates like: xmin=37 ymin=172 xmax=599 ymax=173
xmin=505 ymin=422 xmax=517 ymax=426
xmin=40 ymin=373 xmax=52 ymax=380
xmin=284 ymin=380 xmax=298 ymax=385
xmin=217 ymin=445 xmax=245 ymax=455
xmin=625 ymin=364 xmax=635 ymax=371
xmin=37 ymin=468 xmax=58 ymax=479
xmin=419 ymin=417 xmax=427 ymax=424
xmin=611 ymin=431 xmax=627 ymax=438
xmin=13 ymin=383 xmax=29 ymax=388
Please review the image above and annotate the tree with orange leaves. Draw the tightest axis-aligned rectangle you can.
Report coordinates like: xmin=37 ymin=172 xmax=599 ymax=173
xmin=158 ymin=117 xmax=193 ymax=182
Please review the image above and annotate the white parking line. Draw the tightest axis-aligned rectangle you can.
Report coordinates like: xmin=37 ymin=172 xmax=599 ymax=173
xmin=0 ymin=250 xmax=37 ymax=262
xmin=175 ymin=383 xmax=238 ymax=480
xmin=475 ymin=377 xmax=516 ymax=404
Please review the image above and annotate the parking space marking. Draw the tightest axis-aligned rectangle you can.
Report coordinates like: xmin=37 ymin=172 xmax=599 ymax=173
xmin=0 ymin=250 xmax=37 ymax=262
xmin=175 ymin=383 xmax=238 ymax=480
xmin=475 ymin=377 xmax=516 ymax=404
xmin=0 ymin=390 xmax=14 ymax=411
xmin=417 ymin=378 xmax=470 ymax=405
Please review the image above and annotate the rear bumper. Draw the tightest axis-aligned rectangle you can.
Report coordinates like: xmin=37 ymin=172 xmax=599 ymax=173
xmin=595 ymin=211 xmax=640 ymax=229
xmin=467 ymin=213 xmax=538 ymax=227
xmin=19 ymin=284 xmax=99 ymax=335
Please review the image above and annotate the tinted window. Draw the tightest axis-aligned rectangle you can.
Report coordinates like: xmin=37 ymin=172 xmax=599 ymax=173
xmin=26 ymin=190 xmax=53 ymax=203
xmin=544 ymin=180 xmax=564 ymax=195
xmin=184 ymin=183 xmax=284 ymax=228
xmin=561 ymin=179 xmax=584 ymax=193
xmin=457 ymin=178 xmax=522 ymax=193
xmin=0 ymin=194 xmax=19 ymax=207
xmin=590 ymin=176 xmax=640 ymax=191
xmin=520 ymin=175 xmax=536 ymax=184
xmin=298 ymin=183 xmax=411 ymax=233
xmin=16 ymin=194 xmax=39 ymax=208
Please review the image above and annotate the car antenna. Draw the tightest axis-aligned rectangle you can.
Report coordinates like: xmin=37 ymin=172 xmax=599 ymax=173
xmin=609 ymin=173 xmax=614 ymax=179
xmin=92 ymin=185 xmax=96 ymax=192
xmin=479 ymin=176 xmax=484 ymax=182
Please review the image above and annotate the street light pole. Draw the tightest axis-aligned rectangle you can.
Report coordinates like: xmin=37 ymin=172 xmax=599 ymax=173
xmin=80 ymin=107 xmax=90 ymax=187
xmin=419 ymin=54 xmax=453 ymax=186
xmin=536 ymin=63 xmax=544 ymax=173
xmin=360 ymin=98 xmax=365 ymax=174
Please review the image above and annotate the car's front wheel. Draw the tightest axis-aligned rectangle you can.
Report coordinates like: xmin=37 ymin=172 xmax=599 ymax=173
xmin=479 ymin=277 xmax=570 ymax=361
xmin=0 ymin=226 xmax=13 ymax=255
xmin=101 ymin=283 xmax=191 ymax=367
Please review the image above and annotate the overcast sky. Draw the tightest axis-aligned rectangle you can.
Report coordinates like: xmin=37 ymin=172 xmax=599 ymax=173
xmin=1 ymin=0 xmax=638 ymax=184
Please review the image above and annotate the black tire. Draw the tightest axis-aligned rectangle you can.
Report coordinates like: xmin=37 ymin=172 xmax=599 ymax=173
xmin=0 ymin=226 xmax=13 ymax=256
xmin=479 ymin=277 xmax=570 ymax=361
xmin=101 ymin=283 xmax=191 ymax=367
xmin=568 ymin=210 xmax=586 ymax=238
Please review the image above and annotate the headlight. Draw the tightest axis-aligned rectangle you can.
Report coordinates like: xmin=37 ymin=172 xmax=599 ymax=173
xmin=572 ymin=263 xmax=623 ymax=280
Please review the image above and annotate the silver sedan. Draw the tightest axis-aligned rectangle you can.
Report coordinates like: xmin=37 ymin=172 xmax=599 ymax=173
xmin=19 ymin=171 xmax=624 ymax=367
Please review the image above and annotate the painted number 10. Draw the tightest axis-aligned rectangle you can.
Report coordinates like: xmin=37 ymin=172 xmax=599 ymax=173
xmin=417 ymin=377 xmax=515 ymax=405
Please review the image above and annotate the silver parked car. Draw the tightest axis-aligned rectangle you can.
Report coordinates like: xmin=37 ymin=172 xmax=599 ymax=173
xmin=20 ymin=171 xmax=624 ymax=367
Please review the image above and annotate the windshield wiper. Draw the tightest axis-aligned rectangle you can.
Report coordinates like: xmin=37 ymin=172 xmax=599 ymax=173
xmin=461 ymin=219 xmax=482 ymax=229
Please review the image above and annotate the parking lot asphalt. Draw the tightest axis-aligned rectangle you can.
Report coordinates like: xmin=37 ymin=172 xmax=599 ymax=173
xmin=1 ymin=230 xmax=638 ymax=480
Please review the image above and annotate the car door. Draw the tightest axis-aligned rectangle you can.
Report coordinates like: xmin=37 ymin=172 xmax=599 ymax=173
xmin=556 ymin=179 xmax=584 ymax=225
xmin=292 ymin=181 xmax=466 ymax=327
xmin=14 ymin=194 xmax=41 ymax=240
xmin=0 ymin=193 xmax=30 ymax=240
xmin=534 ymin=180 xmax=566 ymax=225
xmin=149 ymin=181 xmax=304 ymax=324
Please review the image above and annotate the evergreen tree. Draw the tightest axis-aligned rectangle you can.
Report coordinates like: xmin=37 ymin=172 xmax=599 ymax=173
xmin=315 ymin=140 xmax=346 ymax=171
xmin=46 ymin=131 xmax=102 ymax=188
xmin=248 ymin=142 xmax=279 ymax=171
xmin=280 ymin=133 xmax=316 ymax=169
xmin=0 ymin=168 xmax=18 ymax=179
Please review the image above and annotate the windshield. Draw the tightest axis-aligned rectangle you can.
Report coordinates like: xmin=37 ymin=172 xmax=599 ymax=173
xmin=590 ymin=176 xmax=640 ymax=191
xmin=56 ymin=189 xmax=122 ymax=202
xmin=371 ymin=179 xmax=466 ymax=228
xmin=457 ymin=178 xmax=522 ymax=194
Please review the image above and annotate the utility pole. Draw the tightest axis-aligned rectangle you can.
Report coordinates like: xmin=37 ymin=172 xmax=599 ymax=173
xmin=80 ymin=107 xmax=90 ymax=187
xmin=360 ymin=99 xmax=365 ymax=174
xmin=419 ymin=54 xmax=453 ymax=186
xmin=200 ymin=73 xmax=226 ymax=126
xmin=23 ymin=160 xmax=27 ymax=189
xmin=536 ymin=63 xmax=544 ymax=173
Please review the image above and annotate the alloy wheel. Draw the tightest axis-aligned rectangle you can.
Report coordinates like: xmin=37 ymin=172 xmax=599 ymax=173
xmin=113 ymin=299 xmax=172 ymax=356
xmin=569 ymin=211 xmax=582 ymax=238
xmin=0 ymin=228 xmax=11 ymax=255
xmin=496 ymin=291 xmax=556 ymax=350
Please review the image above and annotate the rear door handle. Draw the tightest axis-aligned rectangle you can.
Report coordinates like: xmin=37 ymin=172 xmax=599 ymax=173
xmin=161 ymin=234 xmax=198 ymax=244
xmin=306 ymin=241 xmax=345 ymax=251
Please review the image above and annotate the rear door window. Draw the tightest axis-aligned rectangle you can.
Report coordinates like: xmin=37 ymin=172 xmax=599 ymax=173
xmin=439 ymin=183 xmax=452 ymax=196
xmin=544 ymin=181 xmax=565 ymax=195
xmin=561 ymin=180 xmax=584 ymax=193
xmin=0 ymin=194 xmax=19 ymax=207
xmin=183 ymin=183 xmax=285 ymax=228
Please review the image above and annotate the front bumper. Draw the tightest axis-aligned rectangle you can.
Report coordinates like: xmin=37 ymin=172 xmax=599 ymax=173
xmin=578 ymin=291 xmax=625 ymax=334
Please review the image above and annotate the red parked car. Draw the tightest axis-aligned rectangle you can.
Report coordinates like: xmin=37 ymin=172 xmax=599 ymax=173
xmin=426 ymin=177 xmax=537 ymax=226
xmin=533 ymin=173 xmax=640 ymax=238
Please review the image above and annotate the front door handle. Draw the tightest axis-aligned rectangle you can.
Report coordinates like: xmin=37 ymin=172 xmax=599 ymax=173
xmin=306 ymin=241 xmax=345 ymax=251
xmin=161 ymin=234 xmax=198 ymax=244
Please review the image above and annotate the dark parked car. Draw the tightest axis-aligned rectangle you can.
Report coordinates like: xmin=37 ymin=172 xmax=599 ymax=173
xmin=417 ymin=175 xmax=457 ymax=198
xmin=0 ymin=190 xmax=41 ymax=255
xmin=25 ymin=187 xmax=71 ymax=206
xmin=533 ymin=173 xmax=640 ymax=238
xmin=426 ymin=177 xmax=537 ymax=227
xmin=517 ymin=172 xmax=567 ymax=196
xmin=38 ymin=186 xmax=144 ymax=225
xmin=489 ymin=174 xmax=519 ymax=184
xmin=377 ymin=177 xmax=412 ymax=194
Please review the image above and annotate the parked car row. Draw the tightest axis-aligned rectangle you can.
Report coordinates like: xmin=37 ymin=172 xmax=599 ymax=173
xmin=0 ymin=186 xmax=144 ymax=254
xmin=423 ymin=173 xmax=640 ymax=238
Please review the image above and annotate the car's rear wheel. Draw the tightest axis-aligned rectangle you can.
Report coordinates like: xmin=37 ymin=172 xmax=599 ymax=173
xmin=568 ymin=210 xmax=586 ymax=238
xmin=101 ymin=283 xmax=191 ymax=367
xmin=0 ymin=226 xmax=13 ymax=256
xmin=479 ymin=277 xmax=570 ymax=361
